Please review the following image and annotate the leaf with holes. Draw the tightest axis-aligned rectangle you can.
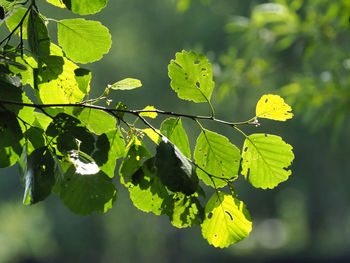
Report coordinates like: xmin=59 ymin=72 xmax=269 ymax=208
xmin=155 ymin=137 xmax=198 ymax=195
xmin=194 ymin=129 xmax=241 ymax=188
xmin=168 ymin=50 xmax=215 ymax=103
xmin=241 ymin=133 xmax=294 ymax=189
xmin=60 ymin=166 xmax=117 ymax=216
xmin=129 ymin=158 xmax=171 ymax=215
xmin=57 ymin=18 xmax=111 ymax=63
xmin=256 ymin=94 xmax=293 ymax=121
xmin=160 ymin=118 xmax=191 ymax=159
xmin=201 ymin=192 xmax=252 ymax=248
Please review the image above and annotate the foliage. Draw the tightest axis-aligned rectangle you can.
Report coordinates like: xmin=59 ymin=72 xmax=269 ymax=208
xmin=0 ymin=0 xmax=294 ymax=248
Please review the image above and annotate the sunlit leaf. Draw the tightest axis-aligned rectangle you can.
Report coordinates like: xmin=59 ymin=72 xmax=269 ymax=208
xmin=142 ymin=128 xmax=161 ymax=144
xmin=155 ymin=137 xmax=198 ymax=195
xmin=194 ymin=129 xmax=241 ymax=188
xmin=77 ymin=108 xmax=116 ymax=135
xmin=57 ymin=18 xmax=112 ymax=63
xmin=160 ymin=117 xmax=191 ymax=159
xmin=5 ymin=7 xmax=29 ymax=39
xmin=68 ymin=150 xmax=99 ymax=175
xmin=168 ymin=50 xmax=214 ymax=103
xmin=46 ymin=0 xmax=66 ymax=8
xmin=256 ymin=94 xmax=293 ymax=121
xmin=201 ymin=192 xmax=252 ymax=248
xmin=108 ymin=78 xmax=142 ymax=90
xmin=139 ymin=105 xmax=157 ymax=118
xmin=241 ymin=133 xmax=294 ymax=189
xmin=62 ymin=0 xmax=108 ymax=15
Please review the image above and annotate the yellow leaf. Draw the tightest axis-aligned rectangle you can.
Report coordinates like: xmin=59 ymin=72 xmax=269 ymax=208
xmin=143 ymin=129 xmax=161 ymax=144
xmin=140 ymin=106 xmax=158 ymax=119
xmin=256 ymin=94 xmax=293 ymax=121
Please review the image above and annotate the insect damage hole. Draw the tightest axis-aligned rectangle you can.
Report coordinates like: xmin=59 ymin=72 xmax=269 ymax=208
xmin=208 ymin=212 xmax=213 ymax=219
xmin=196 ymin=82 xmax=200 ymax=89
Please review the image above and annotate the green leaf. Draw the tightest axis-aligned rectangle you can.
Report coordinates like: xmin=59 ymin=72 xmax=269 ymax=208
xmin=57 ymin=18 xmax=112 ymax=63
xmin=21 ymin=147 xmax=55 ymax=205
xmin=37 ymin=56 xmax=88 ymax=104
xmin=27 ymin=9 xmax=50 ymax=58
xmin=109 ymin=78 xmax=142 ymax=90
xmin=168 ymin=50 xmax=214 ymax=103
xmin=201 ymin=192 xmax=252 ymax=248
xmin=256 ymin=94 xmax=293 ymax=121
xmin=155 ymin=137 xmax=198 ymax=195
xmin=166 ymin=192 xmax=204 ymax=228
xmin=119 ymin=139 xmax=151 ymax=186
xmin=160 ymin=117 xmax=191 ymax=159
xmin=60 ymin=166 xmax=117 ymax=216
xmin=74 ymin=68 xmax=91 ymax=94
xmin=100 ymin=128 xmax=125 ymax=178
xmin=77 ymin=108 xmax=116 ymax=135
xmin=0 ymin=76 xmax=23 ymax=114
xmin=0 ymin=143 xmax=22 ymax=168
xmin=62 ymin=0 xmax=108 ymax=15
xmin=115 ymin=101 xmax=127 ymax=118
xmin=0 ymin=110 xmax=23 ymax=148
xmin=139 ymin=105 xmax=157 ymax=118
xmin=5 ymin=7 xmax=29 ymax=39
xmin=241 ymin=133 xmax=294 ymax=189
xmin=129 ymin=158 xmax=170 ymax=215
xmin=194 ymin=129 xmax=241 ymax=188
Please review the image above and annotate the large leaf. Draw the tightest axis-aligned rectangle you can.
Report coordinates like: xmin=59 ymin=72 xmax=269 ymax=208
xmin=21 ymin=147 xmax=55 ymax=205
xmin=129 ymin=158 xmax=170 ymax=215
xmin=62 ymin=0 xmax=108 ymax=15
xmin=168 ymin=50 xmax=214 ymax=103
xmin=256 ymin=94 xmax=293 ymax=121
xmin=160 ymin=117 xmax=191 ymax=158
xmin=241 ymin=133 xmax=294 ymax=189
xmin=155 ymin=137 xmax=198 ymax=195
xmin=201 ymin=192 xmax=252 ymax=248
xmin=194 ymin=129 xmax=241 ymax=188
xmin=57 ymin=18 xmax=112 ymax=63
xmin=27 ymin=9 xmax=50 ymax=58
xmin=60 ymin=167 xmax=117 ymax=216
xmin=77 ymin=108 xmax=116 ymax=135
xmin=37 ymin=56 xmax=88 ymax=104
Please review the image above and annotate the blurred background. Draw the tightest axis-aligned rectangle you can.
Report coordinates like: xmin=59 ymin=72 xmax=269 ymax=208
xmin=1 ymin=0 xmax=350 ymax=262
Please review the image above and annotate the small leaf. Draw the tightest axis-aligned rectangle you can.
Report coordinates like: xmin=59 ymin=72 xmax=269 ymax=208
xmin=168 ymin=50 xmax=214 ymax=103
xmin=21 ymin=147 xmax=55 ymax=205
xmin=194 ymin=129 xmax=241 ymax=188
xmin=109 ymin=78 xmax=142 ymax=90
xmin=160 ymin=117 xmax=191 ymax=159
xmin=115 ymin=101 xmax=127 ymax=118
xmin=0 ymin=111 xmax=23 ymax=148
xmin=60 ymin=166 xmax=117 ymax=216
xmin=139 ymin=106 xmax=157 ymax=119
xmin=155 ymin=137 xmax=198 ymax=195
xmin=142 ymin=128 xmax=161 ymax=144
xmin=241 ymin=133 xmax=294 ymax=189
xmin=46 ymin=0 xmax=66 ymax=8
xmin=256 ymin=94 xmax=293 ymax=121
xmin=57 ymin=18 xmax=112 ymax=63
xmin=27 ymin=9 xmax=50 ymax=58
xmin=129 ymin=158 xmax=171 ymax=215
xmin=201 ymin=192 xmax=252 ymax=248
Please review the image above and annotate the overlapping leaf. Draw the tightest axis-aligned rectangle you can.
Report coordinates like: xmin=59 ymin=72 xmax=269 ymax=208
xmin=201 ymin=192 xmax=252 ymax=248
xmin=6 ymin=7 xmax=29 ymax=39
xmin=241 ymin=133 xmax=294 ymax=189
xmin=77 ymin=108 xmax=116 ymax=135
xmin=168 ymin=50 xmax=215 ymax=103
xmin=194 ymin=129 xmax=241 ymax=188
xmin=27 ymin=9 xmax=50 ymax=58
xmin=57 ymin=18 xmax=112 ymax=63
xmin=62 ymin=0 xmax=108 ymax=15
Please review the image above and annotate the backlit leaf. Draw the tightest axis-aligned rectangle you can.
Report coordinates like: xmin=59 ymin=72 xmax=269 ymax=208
xmin=77 ymin=108 xmax=116 ymax=135
xmin=46 ymin=0 xmax=66 ymax=8
xmin=194 ymin=129 xmax=241 ymax=188
xmin=201 ymin=192 xmax=252 ymax=248
xmin=168 ymin=50 xmax=214 ymax=103
xmin=6 ymin=7 xmax=29 ymax=39
xmin=142 ymin=128 xmax=161 ymax=144
xmin=62 ymin=0 xmax=108 ymax=15
xmin=256 ymin=94 xmax=293 ymax=121
xmin=57 ymin=18 xmax=112 ymax=63
xmin=27 ymin=9 xmax=50 ymax=58
xmin=241 ymin=133 xmax=294 ymax=189
xmin=139 ymin=106 xmax=157 ymax=119
xmin=109 ymin=78 xmax=142 ymax=90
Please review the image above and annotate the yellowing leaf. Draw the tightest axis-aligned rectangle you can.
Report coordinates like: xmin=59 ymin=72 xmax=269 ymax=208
xmin=256 ymin=94 xmax=293 ymax=121
xmin=140 ymin=106 xmax=157 ymax=119
xmin=142 ymin=128 xmax=161 ymax=144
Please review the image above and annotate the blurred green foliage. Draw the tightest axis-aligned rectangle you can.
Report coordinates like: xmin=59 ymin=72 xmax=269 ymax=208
xmin=0 ymin=0 xmax=350 ymax=262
